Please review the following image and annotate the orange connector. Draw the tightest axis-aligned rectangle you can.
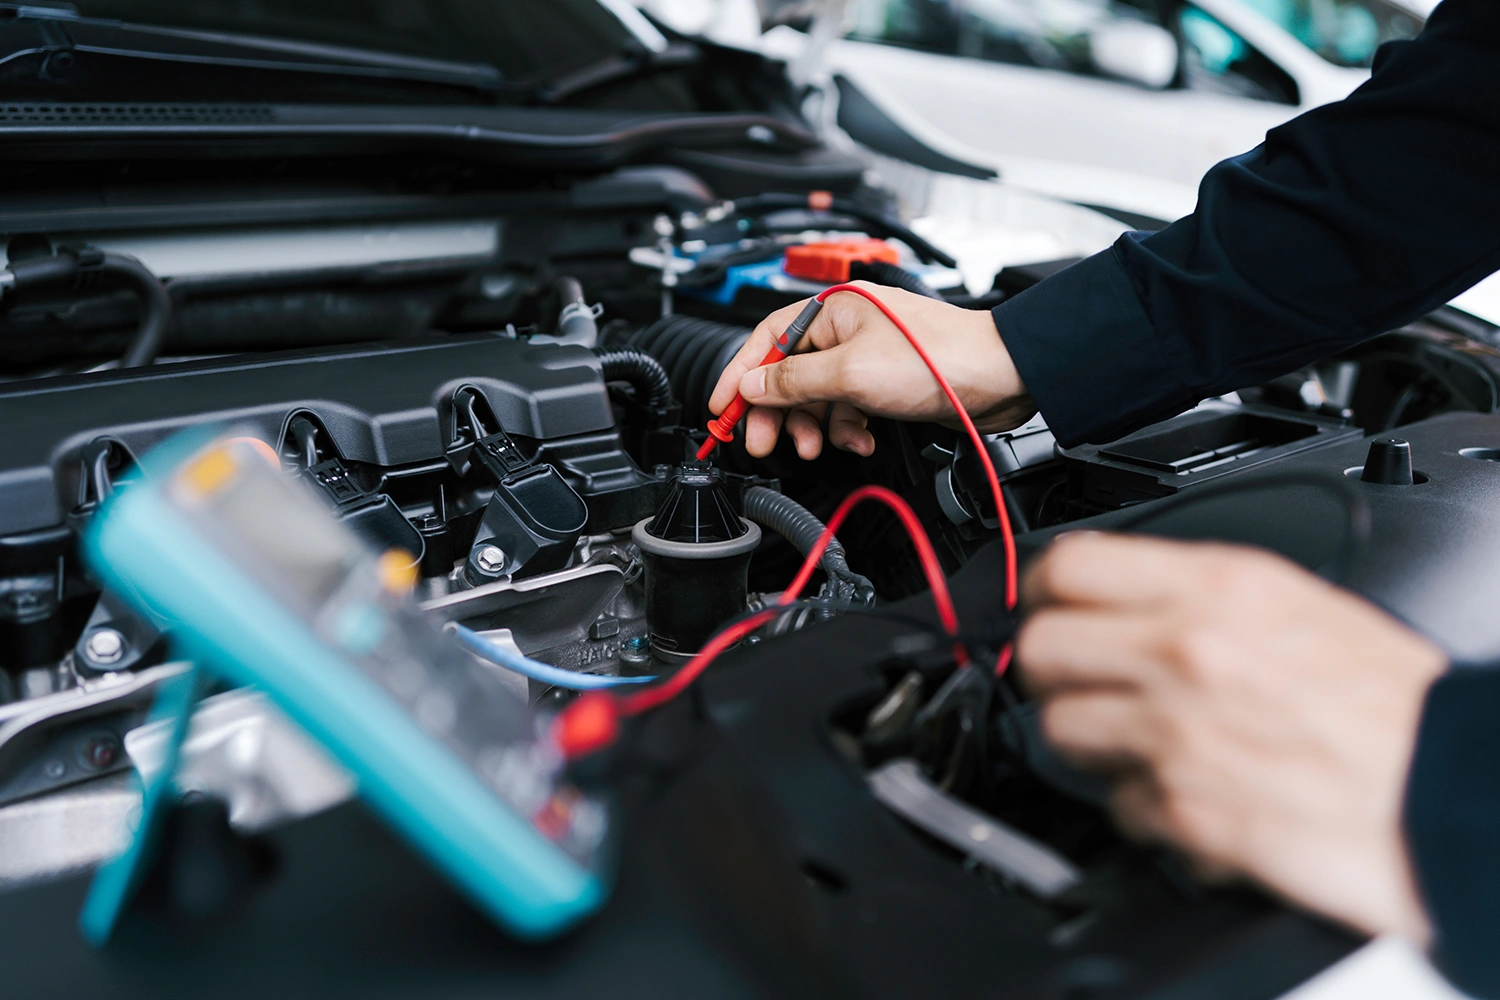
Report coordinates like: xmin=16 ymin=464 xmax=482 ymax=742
xmin=783 ymin=238 xmax=899 ymax=284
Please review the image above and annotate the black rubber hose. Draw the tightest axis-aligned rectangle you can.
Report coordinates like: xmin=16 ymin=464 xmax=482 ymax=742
xmin=110 ymin=255 xmax=171 ymax=368
xmin=6 ymin=254 xmax=79 ymax=288
xmin=594 ymin=348 xmax=674 ymax=410
xmin=6 ymin=249 xmax=170 ymax=367
xmin=731 ymin=193 xmax=957 ymax=268
xmin=851 ymin=259 xmax=943 ymax=300
xmin=742 ymin=486 xmax=876 ymax=607
xmin=616 ymin=315 xmax=752 ymax=424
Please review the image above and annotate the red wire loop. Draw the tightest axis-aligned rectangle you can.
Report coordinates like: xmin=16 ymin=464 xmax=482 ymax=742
xmin=779 ymin=484 xmax=958 ymax=628
xmin=620 ymin=486 xmax=963 ymax=717
xmin=814 ymin=284 xmax=1017 ymax=673
xmin=621 ymin=282 xmax=1024 ymax=717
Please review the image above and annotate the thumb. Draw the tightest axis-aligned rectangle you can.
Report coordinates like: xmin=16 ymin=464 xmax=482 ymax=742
xmin=739 ymin=348 xmax=847 ymax=409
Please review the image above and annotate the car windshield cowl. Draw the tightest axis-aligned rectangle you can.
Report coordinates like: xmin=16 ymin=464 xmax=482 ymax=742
xmin=0 ymin=0 xmax=715 ymax=106
xmin=0 ymin=5 xmax=508 ymax=98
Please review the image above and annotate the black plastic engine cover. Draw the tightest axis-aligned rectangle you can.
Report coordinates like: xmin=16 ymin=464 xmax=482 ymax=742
xmin=1032 ymin=411 xmax=1500 ymax=664
xmin=0 ymin=335 xmax=615 ymax=537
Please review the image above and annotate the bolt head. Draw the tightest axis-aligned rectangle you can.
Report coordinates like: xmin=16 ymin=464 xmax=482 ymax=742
xmin=84 ymin=736 xmax=120 ymax=770
xmin=84 ymin=628 xmax=126 ymax=665
xmin=619 ymin=635 xmax=651 ymax=664
xmin=473 ymin=544 xmax=507 ymax=575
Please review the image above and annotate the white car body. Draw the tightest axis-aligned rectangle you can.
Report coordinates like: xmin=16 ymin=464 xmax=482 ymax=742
xmin=769 ymin=0 xmax=1382 ymax=223
xmin=760 ymin=0 xmax=1500 ymax=326
xmin=641 ymin=1 xmax=1499 ymax=322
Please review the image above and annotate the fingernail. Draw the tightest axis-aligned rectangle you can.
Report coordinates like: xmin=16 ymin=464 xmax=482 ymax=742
xmin=742 ymin=368 xmax=766 ymax=399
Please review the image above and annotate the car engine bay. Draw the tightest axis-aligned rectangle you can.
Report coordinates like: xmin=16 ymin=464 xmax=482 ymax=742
xmin=3 ymin=126 xmax=1500 ymax=998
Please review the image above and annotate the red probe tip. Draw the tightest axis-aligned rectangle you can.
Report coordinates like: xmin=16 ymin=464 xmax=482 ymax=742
xmin=695 ymin=298 xmax=822 ymax=465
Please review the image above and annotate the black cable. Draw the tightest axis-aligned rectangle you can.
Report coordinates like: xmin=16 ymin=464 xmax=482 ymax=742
xmin=290 ymin=416 xmax=321 ymax=470
xmin=850 ymin=259 xmax=943 ymax=300
xmin=616 ymin=315 xmax=751 ymax=424
xmin=738 ymin=598 xmax=897 ymax=643
xmin=110 ymin=255 xmax=171 ymax=368
xmin=742 ymin=486 xmax=876 ymax=606
xmin=3 ymin=248 xmax=171 ymax=368
xmin=731 ymin=193 xmax=958 ymax=268
xmin=705 ymin=593 xmax=1010 ymax=668
xmin=593 ymin=348 xmax=674 ymax=410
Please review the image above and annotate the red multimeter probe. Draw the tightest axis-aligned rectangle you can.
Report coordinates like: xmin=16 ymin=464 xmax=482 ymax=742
xmin=696 ymin=298 xmax=824 ymax=461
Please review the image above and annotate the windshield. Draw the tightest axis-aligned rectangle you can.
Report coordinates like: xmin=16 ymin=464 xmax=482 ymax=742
xmin=849 ymin=0 xmax=1171 ymax=75
xmin=848 ymin=0 xmax=1421 ymax=73
xmin=1236 ymin=0 xmax=1423 ymax=68
xmin=24 ymin=0 xmax=641 ymax=84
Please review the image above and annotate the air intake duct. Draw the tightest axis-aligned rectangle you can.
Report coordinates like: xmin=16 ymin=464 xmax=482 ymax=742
xmin=611 ymin=316 xmax=751 ymax=426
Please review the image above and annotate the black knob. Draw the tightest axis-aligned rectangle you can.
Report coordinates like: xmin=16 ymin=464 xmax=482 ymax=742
xmin=1361 ymin=438 xmax=1414 ymax=486
xmin=645 ymin=463 xmax=747 ymax=543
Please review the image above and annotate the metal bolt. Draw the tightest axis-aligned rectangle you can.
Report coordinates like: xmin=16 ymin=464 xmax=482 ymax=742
xmin=473 ymin=544 xmax=507 ymax=576
xmin=84 ymin=628 xmax=126 ymax=665
xmin=620 ymin=635 xmax=651 ymax=665
xmin=84 ymin=736 xmax=120 ymax=770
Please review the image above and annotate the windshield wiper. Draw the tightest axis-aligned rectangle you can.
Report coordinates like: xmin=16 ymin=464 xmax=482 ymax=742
xmin=0 ymin=4 xmax=503 ymax=96
xmin=532 ymin=40 xmax=699 ymax=105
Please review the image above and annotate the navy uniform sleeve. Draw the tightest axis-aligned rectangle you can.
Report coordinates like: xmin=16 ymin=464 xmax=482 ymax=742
xmin=1406 ymin=669 xmax=1500 ymax=997
xmin=992 ymin=0 xmax=1500 ymax=448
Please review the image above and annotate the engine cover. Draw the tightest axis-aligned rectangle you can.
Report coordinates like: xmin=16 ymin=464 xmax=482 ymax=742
xmin=1033 ymin=411 xmax=1500 ymax=664
xmin=0 ymin=336 xmax=615 ymax=538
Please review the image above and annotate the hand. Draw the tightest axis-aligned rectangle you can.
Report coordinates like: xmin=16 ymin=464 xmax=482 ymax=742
xmin=1016 ymin=532 xmax=1446 ymax=944
xmin=706 ymin=282 xmax=1035 ymax=459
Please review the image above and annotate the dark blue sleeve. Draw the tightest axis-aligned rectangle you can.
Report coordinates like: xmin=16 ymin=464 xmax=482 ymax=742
xmin=991 ymin=0 xmax=1500 ymax=448
xmin=1406 ymin=668 xmax=1500 ymax=997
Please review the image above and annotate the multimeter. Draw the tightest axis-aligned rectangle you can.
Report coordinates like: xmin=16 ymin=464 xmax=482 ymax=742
xmin=83 ymin=430 xmax=612 ymax=939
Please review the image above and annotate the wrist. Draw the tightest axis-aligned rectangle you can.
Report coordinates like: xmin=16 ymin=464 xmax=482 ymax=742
xmin=964 ymin=306 xmax=1033 ymax=431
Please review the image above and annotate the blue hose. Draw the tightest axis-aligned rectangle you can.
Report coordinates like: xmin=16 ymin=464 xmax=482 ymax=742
xmin=448 ymin=624 xmax=655 ymax=690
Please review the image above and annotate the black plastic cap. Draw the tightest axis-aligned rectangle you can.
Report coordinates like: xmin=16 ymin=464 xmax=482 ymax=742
xmin=1361 ymin=437 xmax=1415 ymax=485
xmin=645 ymin=464 xmax=747 ymax=543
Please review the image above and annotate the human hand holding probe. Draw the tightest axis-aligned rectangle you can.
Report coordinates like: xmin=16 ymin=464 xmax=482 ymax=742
xmin=703 ymin=281 xmax=1036 ymax=460
xmin=704 ymin=280 xmax=1027 ymax=666
xmin=696 ymin=297 xmax=825 ymax=460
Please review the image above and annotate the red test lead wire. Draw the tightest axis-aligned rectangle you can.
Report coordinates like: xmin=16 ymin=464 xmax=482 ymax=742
xmin=617 ymin=485 xmax=960 ymax=719
xmin=809 ymin=285 xmax=1018 ymax=674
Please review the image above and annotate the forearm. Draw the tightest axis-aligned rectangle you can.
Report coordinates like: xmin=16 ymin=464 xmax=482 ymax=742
xmin=995 ymin=0 xmax=1500 ymax=447
xmin=1406 ymin=666 xmax=1500 ymax=996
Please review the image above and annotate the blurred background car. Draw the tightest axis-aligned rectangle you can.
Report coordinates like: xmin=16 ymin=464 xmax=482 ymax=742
xmin=646 ymin=0 xmax=1429 ymax=224
xmin=637 ymin=0 xmax=1500 ymax=318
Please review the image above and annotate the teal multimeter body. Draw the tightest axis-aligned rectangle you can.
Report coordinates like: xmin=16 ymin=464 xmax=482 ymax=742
xmin=83 ymin=430 xmax=612 ymax=940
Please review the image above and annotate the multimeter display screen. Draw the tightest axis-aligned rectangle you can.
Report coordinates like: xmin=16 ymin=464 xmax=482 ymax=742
xmin=179 ymin=446 xmax=364 ymax=609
